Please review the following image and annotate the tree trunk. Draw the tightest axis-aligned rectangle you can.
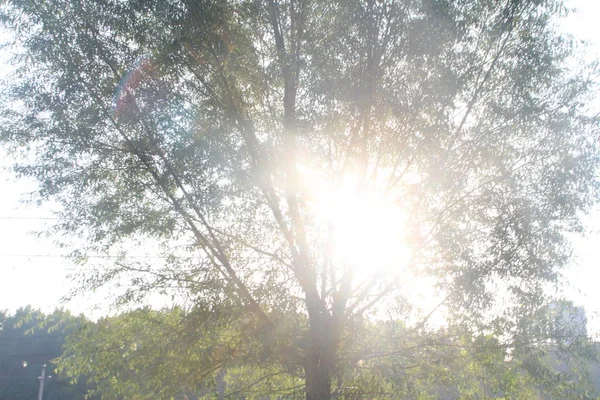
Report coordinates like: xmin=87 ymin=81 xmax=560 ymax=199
xmin=305 ymin=350 xmax=333 ymax=400
xmin=304 ymin=316 xmax=335 ymax=400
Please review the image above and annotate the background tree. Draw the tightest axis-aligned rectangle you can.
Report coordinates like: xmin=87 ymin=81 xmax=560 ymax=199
xmin=0 ymin=307 xmax=97 ymax=400
xmin=58 ymin=304 xmax=599 ymax=399
xmin=1 ymin=0 xmax=599 ymax=398
xmin=58 ymin=307 xmax=305 ymax=399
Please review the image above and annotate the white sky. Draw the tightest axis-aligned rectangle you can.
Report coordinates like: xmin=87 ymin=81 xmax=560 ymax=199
xmin=1 ymin=0 xmax=600 ymax=331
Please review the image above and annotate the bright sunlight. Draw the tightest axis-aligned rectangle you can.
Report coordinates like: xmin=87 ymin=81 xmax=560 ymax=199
xmin=307 ymin=172 xmax=413 ymax=279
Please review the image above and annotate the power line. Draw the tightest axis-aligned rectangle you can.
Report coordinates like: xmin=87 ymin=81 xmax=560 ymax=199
xmin=0 ymin=352 xmax=62 ymax=358
xmin=0 ymin=216 xmax=56 ymax=220
xmin=0 ymin=334 xmax=69 ymax=341
xmin=0 ymin=254 xmax=201 ymax=260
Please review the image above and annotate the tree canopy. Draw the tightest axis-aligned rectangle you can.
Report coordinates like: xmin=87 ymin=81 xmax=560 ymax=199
xmin=1 ymin=0 xmax=599 ymax=398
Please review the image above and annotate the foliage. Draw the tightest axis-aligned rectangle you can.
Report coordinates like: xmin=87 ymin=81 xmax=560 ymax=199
xmin=1 ymin=0 xmax=600 ymax=398
xmin=59 ymin=307 xmax=305 ymax=399
xmin=0 ymin=307 xmax=97 ymax=400
xmin=59 ymin=304 xmax=599 ymax=399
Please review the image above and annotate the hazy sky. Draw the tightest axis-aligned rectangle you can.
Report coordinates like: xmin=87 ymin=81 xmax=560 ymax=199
xmin=1 ymin=0 xmax=600 ymax=330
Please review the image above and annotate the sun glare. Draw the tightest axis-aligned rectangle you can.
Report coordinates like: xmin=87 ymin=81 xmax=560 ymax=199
xmin=303 ymin=170 xmax=448 ymax=325
xmin=309 ymin=174 xmax=412 ymax=279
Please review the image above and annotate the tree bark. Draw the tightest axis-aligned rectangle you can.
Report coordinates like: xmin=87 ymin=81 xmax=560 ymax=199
xmin=305 ymin=361 xmax=332 ymax=400
xmin=304 ymin=317 xmax=335 ymax=400
xmin=305 ymin=347 xmax=333 ymax=399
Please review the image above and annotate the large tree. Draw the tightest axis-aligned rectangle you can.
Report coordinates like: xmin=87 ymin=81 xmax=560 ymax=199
xmin=1 ymin=0 xmax=599 ymax=398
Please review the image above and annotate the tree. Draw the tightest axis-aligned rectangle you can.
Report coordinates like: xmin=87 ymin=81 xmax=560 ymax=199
xmin=58 ymin=307 xmax=306 ymax=399
xmin=1 ymin=0 xmax=599 ymax=398
xmin=57 ymin=305 xmax=599 ymax=399
xmin=0 ymin=307 xmax=98 ymax=400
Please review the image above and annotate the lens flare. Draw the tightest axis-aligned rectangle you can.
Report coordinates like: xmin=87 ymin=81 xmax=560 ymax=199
xmin=113 ymin=55 xmax=153 ymax=118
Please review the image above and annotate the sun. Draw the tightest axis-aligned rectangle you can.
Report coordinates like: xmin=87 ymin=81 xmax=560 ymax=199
xmin=302 ymin=170 xmax=448 ymax=326
xmin=307 ymin=173 xmax=413 ymax=280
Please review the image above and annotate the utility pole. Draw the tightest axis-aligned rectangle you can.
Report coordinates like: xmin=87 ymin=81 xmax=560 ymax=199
xmin=37 ymin=364 xmax=47 ymax=400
